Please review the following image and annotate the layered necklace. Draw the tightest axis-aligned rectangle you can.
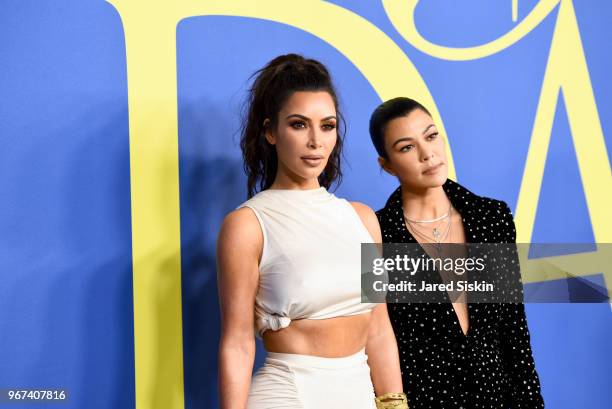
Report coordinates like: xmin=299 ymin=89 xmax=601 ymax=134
xmin=404 ymin=201 xmax=467 ymax=302
xmin=404 ymin=202 xmax=453 ymax=252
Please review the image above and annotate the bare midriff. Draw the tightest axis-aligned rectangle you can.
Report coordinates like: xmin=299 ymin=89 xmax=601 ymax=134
xmin=262 ymin=312 xmax=372 ymax=357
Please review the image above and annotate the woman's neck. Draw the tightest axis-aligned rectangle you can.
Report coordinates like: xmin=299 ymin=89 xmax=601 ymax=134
xmin=269 ymin=171 xmax=320 ymax=191
xmin=401 ymin=184 xmax=451 ymax=221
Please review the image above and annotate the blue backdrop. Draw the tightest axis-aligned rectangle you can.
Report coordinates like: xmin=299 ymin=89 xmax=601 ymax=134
xmin=1 ymin=1 xmax=610 ymax=408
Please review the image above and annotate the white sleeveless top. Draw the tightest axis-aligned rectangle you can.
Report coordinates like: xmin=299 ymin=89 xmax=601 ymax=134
xmin=237 ymin=187 xmax=377 ymax=338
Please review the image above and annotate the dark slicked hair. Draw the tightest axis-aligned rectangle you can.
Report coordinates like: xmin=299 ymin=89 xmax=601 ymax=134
xmin=369 ymin=97 xmax=431 ymax=159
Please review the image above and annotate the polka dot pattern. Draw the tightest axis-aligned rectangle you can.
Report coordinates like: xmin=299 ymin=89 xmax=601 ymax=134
xmin=376 ymin=179 xmax=544 ymax=409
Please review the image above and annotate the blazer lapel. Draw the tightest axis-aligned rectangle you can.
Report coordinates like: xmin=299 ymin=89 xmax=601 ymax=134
xmin=442 ymin=178 xmax=479 ymax=243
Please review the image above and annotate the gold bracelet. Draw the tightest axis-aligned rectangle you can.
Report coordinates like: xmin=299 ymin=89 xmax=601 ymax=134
xmin=374 ymin=392 xmax=409 ymax=409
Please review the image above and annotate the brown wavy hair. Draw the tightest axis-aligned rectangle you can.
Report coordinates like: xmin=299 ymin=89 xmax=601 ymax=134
xmin=240 ymin=54 xmax=345 ymax=198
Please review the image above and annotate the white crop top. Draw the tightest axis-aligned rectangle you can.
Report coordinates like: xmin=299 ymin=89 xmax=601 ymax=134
xmin=237 ymin=186 xmax=378 ymax=338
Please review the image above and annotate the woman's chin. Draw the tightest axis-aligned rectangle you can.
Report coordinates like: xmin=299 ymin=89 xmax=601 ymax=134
xmin=292 ymin=168 xmax=325 ymax=184
xmin=300 ymin=165 xmax=327 ymax=179
xmin=416 ymin=173 xmax=447 ymax=188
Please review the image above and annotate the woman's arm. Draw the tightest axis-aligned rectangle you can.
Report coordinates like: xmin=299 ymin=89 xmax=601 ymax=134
xmin=366 ymin=303 xmax=403 ymax=395
xmin=351 ymin=202 xmax=403 ymax=395
xmin=216 ymin=207 xmax=262 ymax=409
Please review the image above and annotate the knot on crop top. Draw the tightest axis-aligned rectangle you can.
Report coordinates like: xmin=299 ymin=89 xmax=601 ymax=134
xmin=237 ymin=187 xmax=379 ymax=339
xmin=256 ymin=310 xmax=292 ymax=334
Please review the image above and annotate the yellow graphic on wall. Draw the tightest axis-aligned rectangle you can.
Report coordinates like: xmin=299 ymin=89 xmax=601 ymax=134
xmin=105 ymin=0 xmax=610 ymax=407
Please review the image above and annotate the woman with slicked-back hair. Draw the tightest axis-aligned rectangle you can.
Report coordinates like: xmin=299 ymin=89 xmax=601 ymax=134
xmin=216 ymin=55 xmax=408 ymax=409
xmin=369 ymin=97 xmax=544 ymax=409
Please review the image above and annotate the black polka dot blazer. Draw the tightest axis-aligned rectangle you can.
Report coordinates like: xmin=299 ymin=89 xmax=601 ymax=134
xmin=376 ymin=178 xmax=544 ymax=409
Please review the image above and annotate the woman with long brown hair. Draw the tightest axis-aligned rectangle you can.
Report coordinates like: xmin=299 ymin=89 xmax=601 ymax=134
xmin=216 ymin=54 xmax=408 ymax=409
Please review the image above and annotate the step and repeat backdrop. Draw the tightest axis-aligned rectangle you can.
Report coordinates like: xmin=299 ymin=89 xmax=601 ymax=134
xmin=1 ymin=1 xmax=610 ymax=408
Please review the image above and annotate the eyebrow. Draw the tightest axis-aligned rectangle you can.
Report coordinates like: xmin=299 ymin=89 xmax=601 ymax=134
xmin=285 ymin=114 xmax=337 ymax=121
xmin=422 ymin=124 xmax=436 ymax=134
xmin=392 ymin=137 xmax=413 ymax=147
xmin=391 ymin=124 xmax=437 ymax=147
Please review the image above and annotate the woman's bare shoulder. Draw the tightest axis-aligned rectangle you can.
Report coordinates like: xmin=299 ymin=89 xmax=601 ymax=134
xmin=349 ymin=201 xmax=382 ymax=243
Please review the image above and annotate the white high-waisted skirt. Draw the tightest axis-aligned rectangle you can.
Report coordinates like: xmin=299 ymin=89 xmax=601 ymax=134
xmin=247 ymin=348 xmax=377 ymax=409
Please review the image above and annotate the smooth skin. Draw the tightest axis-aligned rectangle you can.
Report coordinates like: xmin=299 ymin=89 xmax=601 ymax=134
xmin=217 ymin=91 xmax=402 ymax=409
xmin=378 ymin=108 xmax=470 ymax=335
